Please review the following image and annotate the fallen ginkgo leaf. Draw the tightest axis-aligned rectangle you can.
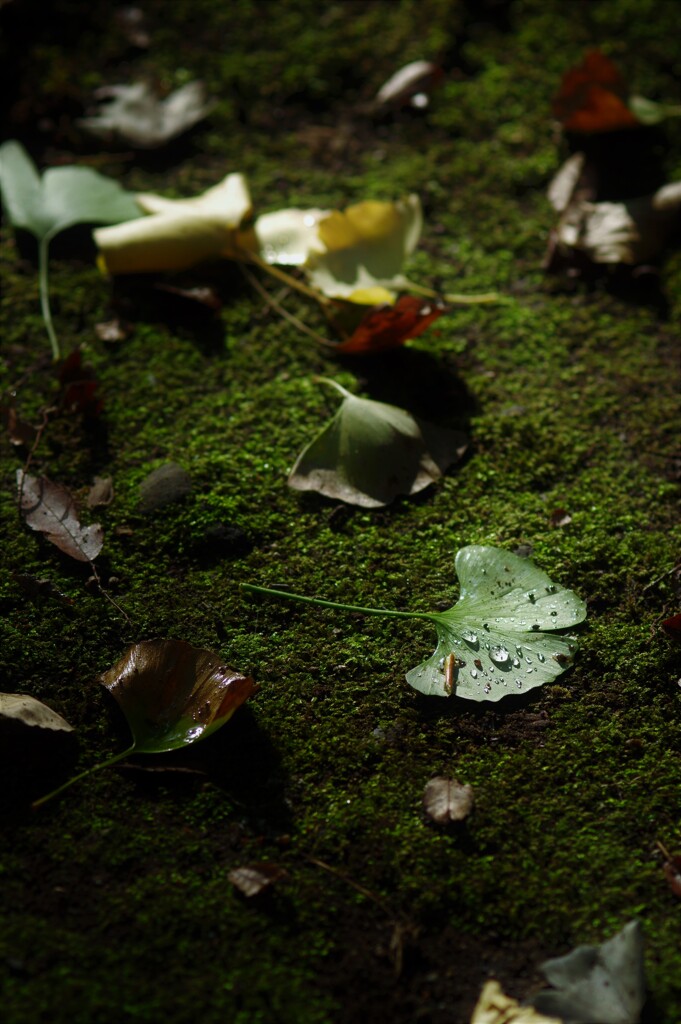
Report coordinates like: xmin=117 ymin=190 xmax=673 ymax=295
xmin=94 ymin=172 xmax=253 ymax=274
xmin=470 ymin=980 xmax=561 ymax=1024
xmin=531 ymin=920 xmax=645 ymax=1024
xmin=288 ymin=378 xmax=467 ymax=507
xmin=79 ymin=80 xmax=214 ymax=148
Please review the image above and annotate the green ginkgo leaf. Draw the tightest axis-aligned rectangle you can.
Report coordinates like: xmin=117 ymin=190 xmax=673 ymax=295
xmin=288 ymin=379 xmax=468 ymax=507
xmin=0 ymin=140 xmax=140 ymax=359
xmin=243 ymin=544 xmax=586 ymax=702
xmin=405 ymin=545 xmax=586 ymax=700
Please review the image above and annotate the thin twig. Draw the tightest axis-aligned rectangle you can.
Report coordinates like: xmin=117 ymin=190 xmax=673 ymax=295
xmin=239 ymin=264 xmax=336 ymax=347
xmin=88 ymin=560 xmax=132 ymax=625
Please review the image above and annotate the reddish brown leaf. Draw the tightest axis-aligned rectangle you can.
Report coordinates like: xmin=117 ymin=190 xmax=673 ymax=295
xmin=228 ymin=862 xmax=287 ymax=898
xmin=58 ymin=350 xmax=103 ymax=418
xmin=1 ymin=402 xmax=38 ymax=447
xmin=549 ymin=508 xmax=572 ymax=528
xmin=17 ymin=471 xmax=104 ymax=562
xmin=552 ymin=50 xmax=638 ymax=133
xmin=334 ymin=296 xmax=446 ymax=355
xmin=661 ymin=614 xmax=681 ymax=643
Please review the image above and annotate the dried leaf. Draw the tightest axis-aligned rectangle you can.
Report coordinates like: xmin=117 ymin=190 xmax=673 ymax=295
xmin=95 ymin=318 xmax=132 ymax=343
xmin=0 ymin=693 xmax=74 ymax=736
xmin=17 ymin=471 xmax=104 ymax=562
xmin=95 ymin=172 xmax=252 ymax=274
xmin=333 ymin=296 xmax=446 ymax=354
xmin=1 ymin=401 xmax=37 ymax=447
xmin=549 ymin=508 xmax=572 ymax=528
xmin=471 ymin=981 xmax=561 ymax=1024
xmin=288 ymin=379 xmax=467 ymax=508
xmin=532 ymin=920 xmax=645 ymax=1024
xmin=374 ymin=60 xmax=442 ymax=110
xmin=58 ymin=349 xmax=103 ymax=418
xmin=552 ymin=50 xmax=638 ymax=133
xmin=552 ymin=181 xmax=681 ymax=267
xmin=87 ymin=476 xmax=114 ymax=509
xmin=228 ymin=862 xmax=287 ymax=898
xmin=423 ymin=776 xmax=474 ymax=823
xmin=100 ymin=639 xmax=258 ymax=753
xmin=79 ymin=81 xmax=214 ymax=148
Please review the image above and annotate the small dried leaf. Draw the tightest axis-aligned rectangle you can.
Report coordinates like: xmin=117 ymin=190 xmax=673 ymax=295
xmin=17 ymin=471 xmax=104 ymax=562
xmin=423 ymin=776 xmax=474 ymax=823
xmin=228 ymin=862 xmax=287 ymax=898
xmin=95 ymin=318 xmax=132 ymax=343
xmin=58 ymin=349 xmax=103 ymax=418
xmin=100 ymin=639 xmax=258 ymax=753
xmin=1 ymin=401 xmax=38 ymax=447
xmin=333 ymin=296 xmax=446 ymax=355
xmin=79 ymin=81 xmax=214 ymax=148
xmin=471 ymin=981 xmax=561 ymax=1024
xmin=661 ymin=614 xmax=681 ymax=643
xmin=87 ymin=475 xmax=114 ymax=509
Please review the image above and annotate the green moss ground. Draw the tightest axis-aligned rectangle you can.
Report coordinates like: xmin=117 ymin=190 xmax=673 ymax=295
xmin=1 ymin=1 xmax=680 ymax=1022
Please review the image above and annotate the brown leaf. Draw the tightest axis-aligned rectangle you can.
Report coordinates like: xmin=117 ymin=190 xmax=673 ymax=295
xmin=17 ymin=471 xmax=104 ymax=562
xmin=549 ymin=508 xmax=572 ymax=528
xmin=58 ymin=349 xmax=103 ymax=419
xmin=228 ymin=862 xmax=287 ymax=898
xmin=423 ymin=776 xmax=474 ymax=824
xmin=0 ymin=692 xmax=74 ymax=735
xmin=100 ymin=639 xmax=258 ymax=753
xmin=1 ymin=402 xmax=38 ymax=447
xmin=333 ymin=296 xmax=446 ymax=355
xmin=87 ymin=475 xmax=115 ymax=509
xmin=552 ymin=50 xmax=638 ymax=134
xmin=661 ymin=613 xmax=681 ymax=643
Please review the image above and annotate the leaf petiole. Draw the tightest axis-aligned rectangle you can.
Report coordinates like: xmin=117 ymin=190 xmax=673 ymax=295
xmin=241 ymin=582 xmax=434 ymax=623
xmin=38 ymin=234 xmax=61 ymax=361
xmin=32 ymin=744 xmax=136 ymax=810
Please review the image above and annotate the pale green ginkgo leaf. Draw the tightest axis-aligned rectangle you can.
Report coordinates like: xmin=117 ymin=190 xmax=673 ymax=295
xmin=243 ymin=545 xmax=586 ymax=703
xmin=532 ymin=921 xmax=645 ymax=1024
xmin=288 ymin=379 xmax=467 ymax=508
xmin=0 ymin=140 xmax=140 ymax=359
xmin=406 ymin=545 xmax=586 ymax=699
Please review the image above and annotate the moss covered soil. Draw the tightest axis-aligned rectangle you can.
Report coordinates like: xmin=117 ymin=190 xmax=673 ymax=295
xmin=1 ymin=1 xmax=680 ymax=1022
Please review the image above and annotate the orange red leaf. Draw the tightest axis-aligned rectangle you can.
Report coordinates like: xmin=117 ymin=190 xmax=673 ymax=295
xmin=553 ymin=50 xmax=638 ymax=133
xmin=334 ymin=295 xmax=446 ymax=354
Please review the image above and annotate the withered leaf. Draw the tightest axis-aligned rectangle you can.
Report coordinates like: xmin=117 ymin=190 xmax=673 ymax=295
xmin=228 ymin=862 xmax=287 ymax=898
xmin=333 ymin=295 xmax=446 ymax=355
xmin=87 ymin=475 xmax=115 ymax=509
xmin=100 ymin=639 xmax=258 ymax=753
xmin=0 ymin=692 xmax=74 ymax=736
xmin=661 ymin=613 xmax=681 ymax=643
xmin=95 ymin=318 xmax=132 ymax=344
xmin=17 ymin=471 xmax=104 ymax=562
xmin=423 ymin=776 xmax=474 ymax=823
xmin=58 ymin=349 xmax=103 ymax=419
xmin=374 ymin=60 xmax=442 ymax=110
xmin=1 ymin=402 xmax=38 ymax=447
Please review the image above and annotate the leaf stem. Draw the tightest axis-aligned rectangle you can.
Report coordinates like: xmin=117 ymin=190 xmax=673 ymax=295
xmin=31 ymin=745 xmax=136 ymax=810
xmin=402 ymin=279 xmax=509 ymax=305
xmin=38 ymin=235 xmax=61 ymax=361
xmin=237 ymin=247 xmax=330 ymax=305
xmin=242 ymin=582 xmax=433 ymax=622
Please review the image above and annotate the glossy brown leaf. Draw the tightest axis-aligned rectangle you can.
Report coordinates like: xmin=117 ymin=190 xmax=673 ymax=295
xmin=553 ymin=50 xmax=638 ymax=133
xmin=100 ymin=639 xmax=258 ymax=753
xmin=17 ymin=471 xmax=104 ymax=562
xmin=334 ymin=295 xmax=446 ymax=354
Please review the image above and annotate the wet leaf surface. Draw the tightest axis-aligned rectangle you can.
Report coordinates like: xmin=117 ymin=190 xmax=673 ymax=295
xmin=17 ymin=471 xmax=104 ymax=562
xmin=407 ymin=546 xmax=586 ymax=700
xmin=100 ymin=639 xmax=258 ymax=753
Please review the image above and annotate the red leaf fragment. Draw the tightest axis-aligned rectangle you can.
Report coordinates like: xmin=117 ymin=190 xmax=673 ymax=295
xmin=58 ymin=350 xmax=103 ymax=419
xmin=17 ymin=471 xmax=104 ymax=562
xmin=334 ymin=296 xmax=446 ymax=355
xmin=661 ymin=614 xmax=681 ymax=643
xmin=549 ymin=508 xmax=572 ymax=528
xmin=228 ymin=862 xmax=287 ymax=898
xmin=553 ymin=50 xmax=639 ymax=133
